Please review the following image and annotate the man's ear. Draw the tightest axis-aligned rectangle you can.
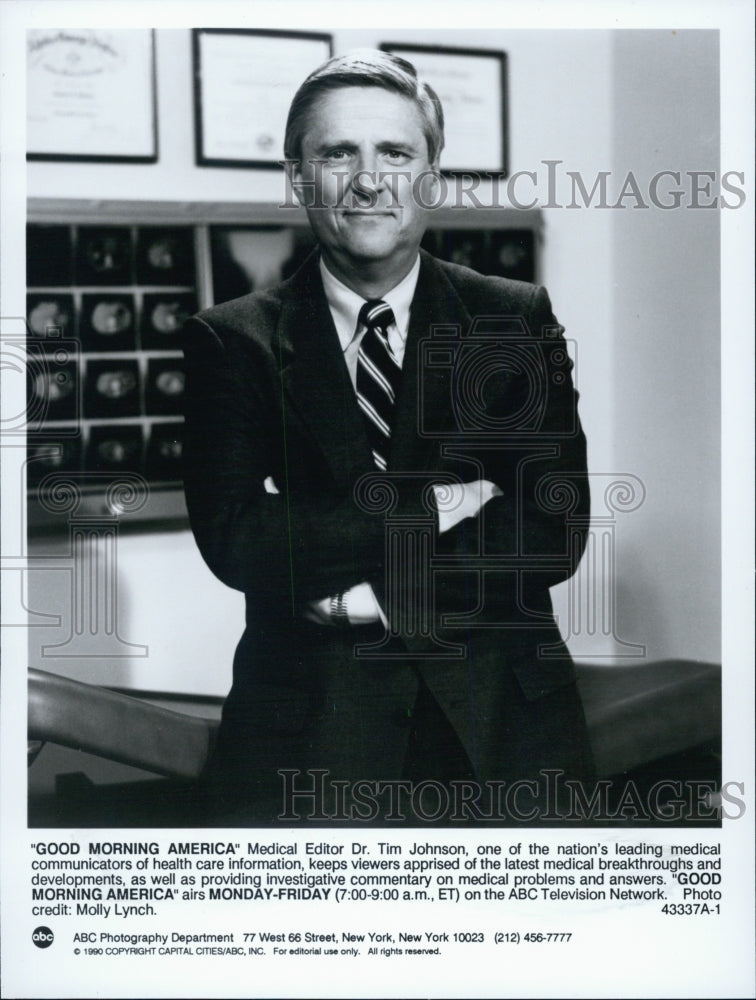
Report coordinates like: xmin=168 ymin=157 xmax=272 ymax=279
xmin=428 ymin=163 xmax=442 ymax=203
xmin=416 ymin=162 xmax=442 ymax=210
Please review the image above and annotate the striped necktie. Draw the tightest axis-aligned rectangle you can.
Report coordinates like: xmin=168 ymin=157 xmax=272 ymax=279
xmin=356 ymin=299 xmax=401 ymax=471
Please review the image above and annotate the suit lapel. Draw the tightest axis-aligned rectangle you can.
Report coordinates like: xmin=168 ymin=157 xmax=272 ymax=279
xmin=275 ymin=255 xmax=373 ymax=486
xmin=274 ymin=250 xmax=473 ymax=483
xmin=389 ymin=251 xmax=473 ymax=473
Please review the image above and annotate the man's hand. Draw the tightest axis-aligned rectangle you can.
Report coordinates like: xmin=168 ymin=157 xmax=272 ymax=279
xmin=433 ymin=479 xmax=503 ymax=534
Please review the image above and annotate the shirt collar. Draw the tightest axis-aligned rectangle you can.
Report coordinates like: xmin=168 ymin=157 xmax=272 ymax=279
xmin=319 ymin=254 xmax=421 ymax=353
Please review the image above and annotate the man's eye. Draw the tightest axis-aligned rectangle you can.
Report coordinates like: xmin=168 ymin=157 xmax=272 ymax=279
xmin=385 ymin=149 xmax=410 ymax=162
xmin=325 ymin=149 xmax=349 ymax=161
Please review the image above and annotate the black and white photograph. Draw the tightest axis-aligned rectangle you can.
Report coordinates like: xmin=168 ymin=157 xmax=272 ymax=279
xmin=1 ymin=2 xmax=753 ymax=998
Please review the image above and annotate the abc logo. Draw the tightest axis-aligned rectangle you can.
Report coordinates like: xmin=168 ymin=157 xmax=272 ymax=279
xmin=32 ymin=926 xmax=54 ymax=949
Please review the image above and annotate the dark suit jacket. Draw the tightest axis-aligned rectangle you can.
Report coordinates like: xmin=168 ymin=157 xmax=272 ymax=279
xmin=182 ymin=250 xmax=593 ymax=809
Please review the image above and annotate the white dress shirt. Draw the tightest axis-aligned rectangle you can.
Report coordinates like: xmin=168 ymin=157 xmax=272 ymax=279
xmin=318 ymin=254 xmax=420 ymax=383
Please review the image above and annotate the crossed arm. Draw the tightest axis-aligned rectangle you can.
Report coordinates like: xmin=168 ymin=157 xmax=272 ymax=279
xmin=261 ymin=475 xmax=503 ymax=626
xmin=182 ymin=286 xmax=587 ymax=626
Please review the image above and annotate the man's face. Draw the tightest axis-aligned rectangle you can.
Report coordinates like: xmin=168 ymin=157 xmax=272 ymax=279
xmin=290 ymin=86 xmax=439 ymax=289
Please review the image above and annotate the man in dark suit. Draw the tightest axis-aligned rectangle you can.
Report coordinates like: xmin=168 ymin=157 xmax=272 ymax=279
xmin=183 ymin=49 xmax=594 ymax=824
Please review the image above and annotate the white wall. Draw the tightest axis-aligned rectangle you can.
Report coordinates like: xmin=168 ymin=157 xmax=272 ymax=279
xmin=610 ymin=30 xmax=720 ymax=662
xmin=27 ymin=28 xmax=720 ymax=695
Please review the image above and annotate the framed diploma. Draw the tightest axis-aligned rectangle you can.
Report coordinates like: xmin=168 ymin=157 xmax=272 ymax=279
xmin=193 ymin=28 xmax=333 ymax=168
xmin=380 ymin=42 xmax=508 ymax=175
xmin=26 ymin=29 xmax=157 ymax=162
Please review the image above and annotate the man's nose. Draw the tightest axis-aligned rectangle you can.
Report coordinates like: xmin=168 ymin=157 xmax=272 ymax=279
xmin=349 ymin=153 xmax=386 ymax=203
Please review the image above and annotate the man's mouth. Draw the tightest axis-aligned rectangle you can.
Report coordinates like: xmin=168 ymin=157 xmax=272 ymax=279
xmin=339 ymin=208 xmax=397 ymax=217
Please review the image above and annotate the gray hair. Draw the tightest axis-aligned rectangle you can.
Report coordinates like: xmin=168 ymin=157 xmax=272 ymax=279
xmin=284 ymin=48 xmax=445 ymax=164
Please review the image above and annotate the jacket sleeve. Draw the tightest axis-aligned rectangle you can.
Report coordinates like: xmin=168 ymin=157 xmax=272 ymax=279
xmin=432 ymin=284 xmax=589 ymax=596
xmin=182 ymin=314 xmax=386 ymax=612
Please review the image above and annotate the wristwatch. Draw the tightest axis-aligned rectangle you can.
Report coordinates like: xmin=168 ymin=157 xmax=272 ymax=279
xmin=330 ymin=591 xmax=349 ymax=627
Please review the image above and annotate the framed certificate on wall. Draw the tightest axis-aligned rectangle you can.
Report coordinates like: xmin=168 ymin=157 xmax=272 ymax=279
xmin=26 ymin=29 xmax=157 ymax=162
xmin=193 ymin=28 xmax=333 ymax=168
xmin=380 ymin=42 xmax=508 ymax=175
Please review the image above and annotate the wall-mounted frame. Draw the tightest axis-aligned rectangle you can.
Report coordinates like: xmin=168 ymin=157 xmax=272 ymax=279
xmin=380 ymin=43 xmax=508 ymax=176
xmin=193 ymin=28 xmax=332 ymax=169
xmin=27 ymin=29 xmax=157 ymax=163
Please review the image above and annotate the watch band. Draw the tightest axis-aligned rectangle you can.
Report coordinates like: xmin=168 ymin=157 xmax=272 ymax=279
xmin=330 ymin=591 xmax=350 ymax=627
